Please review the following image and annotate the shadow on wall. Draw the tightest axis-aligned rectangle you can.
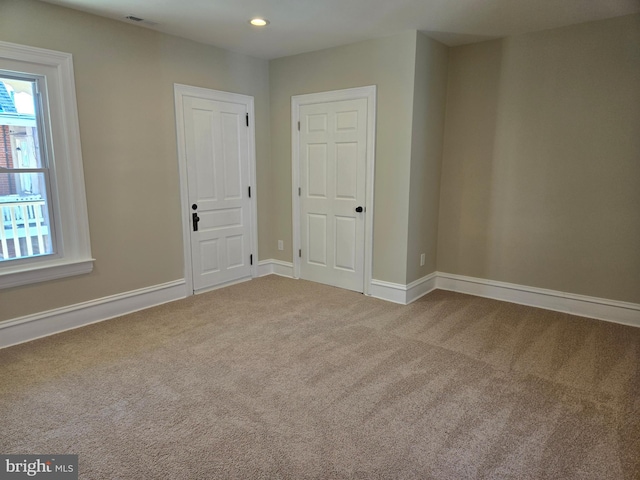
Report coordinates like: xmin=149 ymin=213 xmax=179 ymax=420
xmin=439 ymin=39 xmax=503 ymax=281
xmin=439 ymin=16 xmax=640 ymax=303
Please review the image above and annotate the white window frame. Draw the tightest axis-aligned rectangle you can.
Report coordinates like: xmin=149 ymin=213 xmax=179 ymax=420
xmin=0 ymin=41 xmax=93 ymax=288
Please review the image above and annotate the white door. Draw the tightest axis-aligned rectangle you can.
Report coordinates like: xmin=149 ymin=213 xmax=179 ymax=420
xmin=298 ymin=97 xmax=368 ymax=292
xmin=176 ymin=87 xmax=256 ymax=294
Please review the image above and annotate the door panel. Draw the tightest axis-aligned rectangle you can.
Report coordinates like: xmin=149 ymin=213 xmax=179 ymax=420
xmin=335 ymin=216 xmax=356 ymax=271
xmin=183 ymin=96 xmax=252 ymax=292
xmin=307 ymin=213 xmax=327 ymax=266
xmin=299 ymin=98 xmax=367 ymax=292
xmin=308 ymin=144 xmax=328 ymax=197
xmin=335 ymin=143 xmax=358 ymax=199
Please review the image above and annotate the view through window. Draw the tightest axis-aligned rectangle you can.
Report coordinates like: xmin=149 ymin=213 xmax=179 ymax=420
xmin=0 ymin=75 xmax=54 ymax=262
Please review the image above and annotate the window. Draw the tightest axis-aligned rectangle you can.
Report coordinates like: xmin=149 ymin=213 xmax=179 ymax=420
xmin=0 ymin=41 xmax=93 ymax=288
xmin=1 ymin=75 xmax=55 ymax=260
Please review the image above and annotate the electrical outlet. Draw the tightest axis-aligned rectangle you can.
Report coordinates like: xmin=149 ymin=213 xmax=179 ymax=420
xmin=278 ymin=240 xmax=284 ymax=251
xmin=420 ymin=253 xmax=425 ymax=267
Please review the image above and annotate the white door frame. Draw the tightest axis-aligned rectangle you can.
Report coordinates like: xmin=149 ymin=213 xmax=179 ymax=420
xmin=291 ymin=85 xmax=376 ymax=295
xmin=174 ymin=83 xmax=259 ymax=296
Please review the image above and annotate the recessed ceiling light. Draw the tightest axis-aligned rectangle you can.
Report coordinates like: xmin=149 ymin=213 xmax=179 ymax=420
xmin=249 ymin=18 xmax=269 ymax=27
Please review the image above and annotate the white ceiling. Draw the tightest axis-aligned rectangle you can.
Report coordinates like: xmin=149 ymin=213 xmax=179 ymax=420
xmin=38 ymin=0 xmax=640 ymax=60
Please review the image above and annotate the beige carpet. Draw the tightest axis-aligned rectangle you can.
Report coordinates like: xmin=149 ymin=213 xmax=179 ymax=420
xmin=1 ymin=275 xmax=638 ymax=479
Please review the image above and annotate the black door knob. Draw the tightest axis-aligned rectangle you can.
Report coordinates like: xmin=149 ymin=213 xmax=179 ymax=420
xmin=355 ymin=206 xmax=363 ymax=213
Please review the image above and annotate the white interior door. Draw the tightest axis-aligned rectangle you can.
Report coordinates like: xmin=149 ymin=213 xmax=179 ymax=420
xmin=298 ymin=97 xmax=368 ymax=292
xmin=176 ymin=87 xmax=256 ymax=294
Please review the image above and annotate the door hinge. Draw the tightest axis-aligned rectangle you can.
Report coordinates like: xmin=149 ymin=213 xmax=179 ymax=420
xmin=246 ymin=113 xmax=249 ymax=127
xmin=299 ymin=249 xmax=302 ymax=258
xmin=248 ymin=186 xmax=251 ymax=198
xmin=250 ymin=254 xmax=253 ymax=265
xmin=298 ymin=187 xmax=301 ymax=196
xmin=298 ymin=121 xmax=300 ymax=131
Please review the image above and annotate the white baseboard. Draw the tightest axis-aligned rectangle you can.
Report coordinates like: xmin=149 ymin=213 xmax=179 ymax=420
xmin=370 ymin=272 xmax=437 ymax=305
xmin=4 ymin=270 xmax=636 ymax=350
xmin=369 ymin=280 xmax=407 ymax=304
xmin=436 ymin=272 xmax=640 ymax=328
xmin=370 ymin=271 xmax=639 ymax=327
xmin=194 ymin=276 xmax=251 ymax=295
xmin=258 ymin=259 xmax=294 ymax=278
xmin=0 ymin=279 xmax=186 ymax=349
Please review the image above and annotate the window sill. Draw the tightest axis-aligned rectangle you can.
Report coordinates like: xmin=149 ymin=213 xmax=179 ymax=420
xmin=0 ymin=257 xmax=94 ymax=289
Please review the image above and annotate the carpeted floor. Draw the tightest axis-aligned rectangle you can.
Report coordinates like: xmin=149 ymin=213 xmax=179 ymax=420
xmin=1 ymin=275 xmax=639 ymax=479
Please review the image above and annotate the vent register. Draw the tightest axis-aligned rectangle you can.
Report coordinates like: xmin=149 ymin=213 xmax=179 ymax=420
xmin=124 ymin=15 xmax=158 ymax=26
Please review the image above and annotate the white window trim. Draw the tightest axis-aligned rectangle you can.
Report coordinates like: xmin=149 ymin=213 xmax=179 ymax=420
xmin=0 ymin=41 xmax=93 ymax=289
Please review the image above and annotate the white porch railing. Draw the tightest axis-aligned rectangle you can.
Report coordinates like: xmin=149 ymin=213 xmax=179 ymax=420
xmin=0 ymin=198 xmax=49 ymax=260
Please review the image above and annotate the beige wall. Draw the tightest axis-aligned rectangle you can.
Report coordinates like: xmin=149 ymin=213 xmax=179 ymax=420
xmin=406 ymin=32 xmax=448 ymax=284
xmin=437 ymin=14 xmax=640 ymax=303
xmin=269 ymin=32 xmax=418 ymax=284
xmin=2 ymin=0 xmax=637 ymax=323
xmin=0 ymin=0 xmax=270 ymax=321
